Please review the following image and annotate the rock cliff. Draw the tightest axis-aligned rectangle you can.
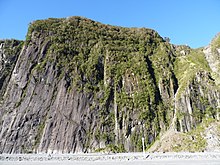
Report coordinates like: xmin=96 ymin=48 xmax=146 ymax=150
xmin=0 ymin=16 xmax=219 ymax=153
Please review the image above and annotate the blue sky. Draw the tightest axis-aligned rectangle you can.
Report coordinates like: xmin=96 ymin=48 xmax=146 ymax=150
xmin=0 ymin=0 xmax=219 ymax=48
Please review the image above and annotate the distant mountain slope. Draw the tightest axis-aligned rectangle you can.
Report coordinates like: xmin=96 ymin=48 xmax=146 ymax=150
xmin=0 ymin=16 xmax=219 ymax=153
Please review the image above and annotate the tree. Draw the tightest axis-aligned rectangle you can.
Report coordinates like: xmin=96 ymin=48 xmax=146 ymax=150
xmin=164 ymin=37 xmax=170 ymax=43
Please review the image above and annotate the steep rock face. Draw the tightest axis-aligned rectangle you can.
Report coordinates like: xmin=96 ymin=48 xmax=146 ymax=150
xmin=0 ymin=17 xmax=175 ymax=153
xmin=0 ymin=16 xmax=219 ymax=153
xmin=175 ymin=71 xmax=220 ymax=132
xmin=0 ymin=40 xmax=22 ymax=100
xmin=0 ymin=33 xmax=94 ymax=153
xmin=172 ymin=45 xmax=219 ymax=131
xmin=203 ymin=33 xmax=220 ymax=85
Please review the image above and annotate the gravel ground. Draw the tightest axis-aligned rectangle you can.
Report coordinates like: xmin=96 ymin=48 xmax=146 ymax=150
xmin=1 ymin=160 xmax=220 ymax=165
xmin=0 ymin=152 xmax=220 ymax=165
